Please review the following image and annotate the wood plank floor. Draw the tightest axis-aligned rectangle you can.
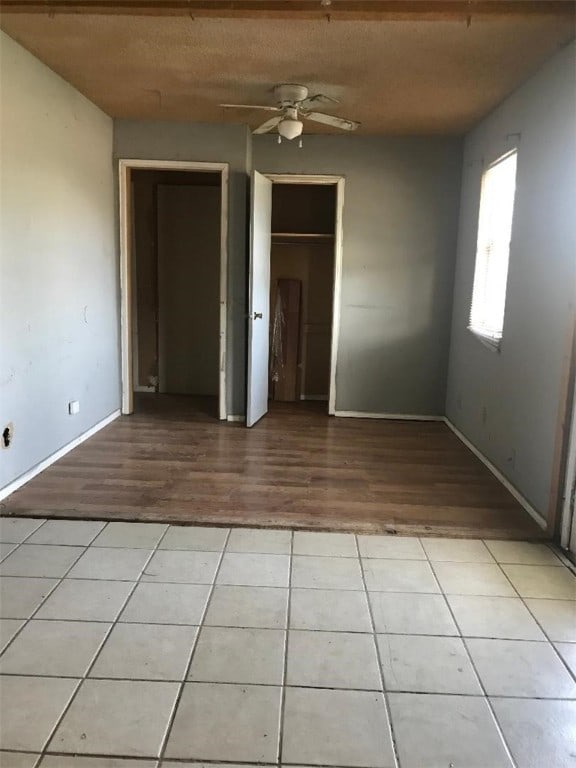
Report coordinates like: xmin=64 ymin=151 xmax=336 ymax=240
xmin=1 ymin=395 xmax=545 ymax=539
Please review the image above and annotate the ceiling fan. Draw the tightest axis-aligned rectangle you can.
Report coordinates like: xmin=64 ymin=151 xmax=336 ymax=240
xmin=220 ymin=84 xmax=360 ymax=142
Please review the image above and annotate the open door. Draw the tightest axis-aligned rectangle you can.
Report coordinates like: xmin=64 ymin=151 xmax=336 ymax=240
xmin=246 ymin=171 xmax=273 ymax=427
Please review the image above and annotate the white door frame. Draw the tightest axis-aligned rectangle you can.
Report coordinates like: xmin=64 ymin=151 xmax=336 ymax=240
xmin=118 ymin=159 xmax=229 ymax=420
xmin=560 ymin=374 xmax=576 ymax=552
xmin=265 ymin=173 xmax=344 ymax=416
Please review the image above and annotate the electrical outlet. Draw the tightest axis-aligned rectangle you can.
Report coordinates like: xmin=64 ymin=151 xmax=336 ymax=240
xmin=68 ymin=400 xmax=80 ymax=416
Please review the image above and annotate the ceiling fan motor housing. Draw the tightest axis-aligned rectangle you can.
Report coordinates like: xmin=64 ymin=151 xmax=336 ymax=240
xmin=274 ymin=84 xmax=309 ymax=106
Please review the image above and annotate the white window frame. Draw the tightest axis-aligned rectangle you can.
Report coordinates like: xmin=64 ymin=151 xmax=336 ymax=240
xmin=468 ymin=148 xmax=518 ymax=351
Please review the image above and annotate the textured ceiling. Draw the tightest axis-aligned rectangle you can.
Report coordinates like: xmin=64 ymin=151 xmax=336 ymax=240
xmin=1 ymin=13 xmax=573 ymax=133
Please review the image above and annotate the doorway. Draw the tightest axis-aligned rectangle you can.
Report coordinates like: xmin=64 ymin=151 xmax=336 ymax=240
xmin=269 ymin=183 xmax=336 ymax=408
xmin=119 ymin=160 xmax=229 ymax=419
xmin=246 ymin=173 xmax=344 ymax=427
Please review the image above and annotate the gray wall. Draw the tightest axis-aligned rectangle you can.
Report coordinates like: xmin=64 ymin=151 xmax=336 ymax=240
xmin=113 ymin=120 xmax=250 ymax=415
xmin=254 ymin=136 xmax=463 ymax=414
xmin=446 ymin=41 xmax=576 ymax=521
xmin=0 ymin=32 xmax=118 ymax=491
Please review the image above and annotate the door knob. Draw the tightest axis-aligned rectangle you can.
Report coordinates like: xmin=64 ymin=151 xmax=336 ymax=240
xmin=252 ymin=312 xmax=263 ymax=320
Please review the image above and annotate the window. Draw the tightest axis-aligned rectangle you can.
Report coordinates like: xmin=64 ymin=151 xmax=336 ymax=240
xmin=469 ymin=149 xmax=518 ymax=349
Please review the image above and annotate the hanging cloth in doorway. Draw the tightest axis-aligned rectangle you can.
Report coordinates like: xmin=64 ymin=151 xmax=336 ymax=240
xmin=270 ymin=289 xmax=285 ymax=383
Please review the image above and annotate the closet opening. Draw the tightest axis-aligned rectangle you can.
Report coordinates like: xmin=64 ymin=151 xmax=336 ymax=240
xmin=120 ymin=161 xmax=228 ymax=420
xmin=268 ymin=182 xmax=337 ymax=414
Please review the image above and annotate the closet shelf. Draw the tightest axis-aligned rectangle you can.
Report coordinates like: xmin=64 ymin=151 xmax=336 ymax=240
xmin=271 ymin=232 xmax=335 ymax=244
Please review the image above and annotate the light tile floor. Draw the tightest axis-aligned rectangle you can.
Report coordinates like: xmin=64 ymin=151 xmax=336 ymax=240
xmin=0 ymin=519 xmax=575 ymax=768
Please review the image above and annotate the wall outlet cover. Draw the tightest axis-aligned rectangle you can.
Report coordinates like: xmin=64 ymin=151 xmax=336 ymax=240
xmin=68 ymin=400 xmax=80 ymax=415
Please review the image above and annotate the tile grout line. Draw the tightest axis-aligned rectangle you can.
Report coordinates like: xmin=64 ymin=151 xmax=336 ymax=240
xmin=155 ymin=527 xmax=233 ymax=765
xmin=354 ymin=534 xmax=401 ymax=768
xmin=0 ymin=540 xmax=98 ymax=760
xmin=496 ymin=562 xmax=576 ymax=665
xmin=10 ymin=616 xmax=562 ymax=642
xmin=424 ymin=548 xmax=519 ymax=768
xmin=4 ymin=576 xmax=574 ymax=594
xmin=0 ymin=529 xmax=104 ymax=660
xmin=0 ymin=522 xmax=223 ymax=655
xmin=0 ymin=518 xmax=108 ymax=559
xmin=38 ymin=524 xmax=169 ymax=760
xmin=491 ymin=557 xmax=576 ymax=686
xmin=277 ymin=529 xmax=294 ymax=766
xmin=2 ymin=571 xmax=574 ymax=595
xmin=0 ymin=518 xmax=55 ymax=648
xmin=1 ymin=669 xmax=574 ymax=701
xmin=545 ymin=542 xmax=576 ymax=574
xmin=0 ymin=542 xmax=91 ymax=768
xmin=546 ymin=639 xmax=576 ymax=686
xmin=5 ymin=748 xmax=464 ymax=768
xmin=0 ymin=519 xmax=75 ymax=768
xmin=0 ymin=541 xmax=21 ymax=563
xmin=1 ymin=517 xmax=48 ymax=549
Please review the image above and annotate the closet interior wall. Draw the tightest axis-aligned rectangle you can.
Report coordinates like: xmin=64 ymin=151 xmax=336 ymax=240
xmin=269 ymin=184 xmax=336 ymax=403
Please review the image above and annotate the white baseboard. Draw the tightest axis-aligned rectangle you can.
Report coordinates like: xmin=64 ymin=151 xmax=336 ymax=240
xmin=444 ymin=417 xmax=547 ymax=530
xmin=334 ymin=411 xmax=445 ymax=421
xmin=0 ymin=410 xmax=121 ymax=502
xmin=300 ymin=394 xmax=328 ymax=401
xmin=226 ymin=414 xmax=245 ymax=423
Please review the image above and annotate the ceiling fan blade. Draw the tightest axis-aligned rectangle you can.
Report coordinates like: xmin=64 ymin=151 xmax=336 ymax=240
xmin=253 ymin=116 xmax=283 ymax=135
xmin=300 ymin=93 xmax=340 ymax=110
xmin=219 ymin=103 xmax=281 ymax=111
xmin=302 ymin=111 xmax=360 ymax=131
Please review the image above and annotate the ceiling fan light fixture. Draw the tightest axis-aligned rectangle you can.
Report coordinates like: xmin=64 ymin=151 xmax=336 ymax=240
xmin=278 ymin=118 xmax=303 ymax=141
